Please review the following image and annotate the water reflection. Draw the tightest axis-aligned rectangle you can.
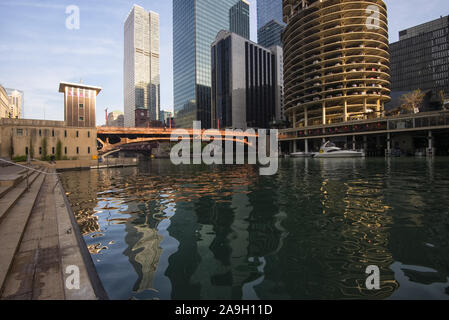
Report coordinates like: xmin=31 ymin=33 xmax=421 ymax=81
xmin=60 ymin=158 xmax=449 ymax=300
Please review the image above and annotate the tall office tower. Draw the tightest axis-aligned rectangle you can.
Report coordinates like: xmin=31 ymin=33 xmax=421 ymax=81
xmin=258 ymin=20 xmax=285 ymax=48
xmin=107 ymin=111 xmax=125 ymax=127
xmin=211 ymin=31 xmax=283 ymax=129
xmin=124 ymin=5 xmax=160 ymax=128
xmin=257 ymin=0 xmax=285 ymax=48
xmin=59 ymin=82 xmax=102 ymax=128
xmin=0 ymin=85 xmax=9 ymax=119
xmin=6 ymin=88 xmax=24 ymax=119
xmin=390 ymin=16 xmax=449 ymax=110
xmin=230 ymin=0 xmax=250 ymax=39
xmin=283 ymin=0 xmax=390 ymax=128
xmin=173 ymin=0 xmax=241 ymax=129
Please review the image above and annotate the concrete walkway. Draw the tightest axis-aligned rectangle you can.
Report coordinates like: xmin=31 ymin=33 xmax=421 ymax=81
xmin=0 ymin=167 xmax=106 ymax=300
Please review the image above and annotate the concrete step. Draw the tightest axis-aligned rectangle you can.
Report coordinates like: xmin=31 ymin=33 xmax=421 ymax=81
xmin=0 ymin=171 xmax=46 ymax=293
xmin=0 ymin=185 xmax=14 ymax=199
xmin=0 ymin=171 xmax=41 ymax=225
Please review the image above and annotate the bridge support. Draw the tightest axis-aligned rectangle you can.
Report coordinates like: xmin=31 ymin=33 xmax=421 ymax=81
xmin=427 ymin=130 xmax=435 ymax=157
xmin=386 ymin=133 xmax=391 ymax=157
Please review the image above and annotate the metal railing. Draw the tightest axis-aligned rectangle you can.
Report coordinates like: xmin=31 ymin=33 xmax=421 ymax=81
xmin=0 ymin=158 xmax=61 ymax=192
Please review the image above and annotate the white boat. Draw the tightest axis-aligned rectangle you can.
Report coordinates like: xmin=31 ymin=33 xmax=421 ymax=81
xmin=313 ymin=141 xmax=364 ymax=158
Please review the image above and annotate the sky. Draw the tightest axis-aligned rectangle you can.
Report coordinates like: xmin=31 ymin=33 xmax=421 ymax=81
xmin=0 ymin=0 xmax=448 ymax=125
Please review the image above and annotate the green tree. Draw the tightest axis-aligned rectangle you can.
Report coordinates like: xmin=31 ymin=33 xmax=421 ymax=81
xmin=56 ymin=140 xmax=62 ymax=160
xmin=29 ymin=138 xmax=34 ymax=159
xmin=41 ymin=137 xmax=48 ymax=161
xmin=9 ymin=135 xmax=14 ymax=159
xmin=400 ymin=89 xmax=425 ymax=114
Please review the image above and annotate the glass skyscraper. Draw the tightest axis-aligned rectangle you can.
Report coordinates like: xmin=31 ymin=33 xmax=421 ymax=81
xmin=230 ymin=0 xmax=250 ymax=40
xmin=173 ymin=0 xmax=243 ymax=128
xmin=257 ymin=0 xmax=285 ymax=48
xmin=257 ymin=0 xmax=283 ymax=29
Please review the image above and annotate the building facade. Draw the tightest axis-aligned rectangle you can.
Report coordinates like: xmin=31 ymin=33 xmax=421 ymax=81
xmin=282 ymin=0 xmax=391 ymax=128
xmin=0 ymin=119 xmax=97 ymax=161
xmin=390 ymin=16 xmax=449 ymax=110
xmin=0 ymin=82 xmax=100 ymax=160
xmin=258 ymin=20 xmax=285 ymax=48
xmin=160 ymin=110 xmax=174 ymax=127
xmin=124 ymin=5 xmax=160 ymax=127
xmin=173 ymin=0 xmax=243 ymax=129
xmin=107 ymin=111 xmax=124 ymax=127
xmin=5 ymin=88 xmax=24 ymax=119
xmin=257 ymin=0 xmax=285 ymax=48
xmin=229 ymin=0 xmax=250 ymax=40
xmin=257 ymin=0 xmax=283 ymax=29
xmin=211 ymin=31 xmax=283 ymax=129
xmin=0 ymin=85 xmax=9 ymax=119
xmin=59 ymin=82 xmax=101 ymax=128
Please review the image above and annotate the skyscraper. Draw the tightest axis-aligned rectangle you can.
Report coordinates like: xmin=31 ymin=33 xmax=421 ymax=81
xmin=257 ymin=0 xmax=285 ymax=48
xmin=124 ymin=5 xmax=160 ymax=128
xmin=258 ymin=20 xmax=285 ymax=48
xmin=390 ymin=16 xmax=449 ymax=110
xmin=6 ymin=88 xmax=24 ymax=119
xmin=211 ymin=31 xmax=283 ymax=129
xmin=230 ymin=0 xmax=250 ymax=40
xmin=283 ymin=0 xmax=390 ymax=127
xmin=173 ymin=0 xmax=244 ymax=129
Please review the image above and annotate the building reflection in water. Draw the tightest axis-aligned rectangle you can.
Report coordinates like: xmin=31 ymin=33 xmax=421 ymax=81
xmin=60 ymin=158 xmax=449 ymax=300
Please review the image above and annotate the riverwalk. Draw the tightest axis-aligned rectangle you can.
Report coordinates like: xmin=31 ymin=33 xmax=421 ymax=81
xmin=0 ymin=163 xmax=106 ymax=300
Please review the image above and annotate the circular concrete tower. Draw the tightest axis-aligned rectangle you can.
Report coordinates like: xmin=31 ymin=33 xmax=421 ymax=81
xmin=283 ymin=0 xmax=390 ymax=127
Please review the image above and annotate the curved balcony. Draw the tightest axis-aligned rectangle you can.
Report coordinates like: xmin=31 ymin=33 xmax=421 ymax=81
xmin=283 ymin=0 xmax=390 ymax=127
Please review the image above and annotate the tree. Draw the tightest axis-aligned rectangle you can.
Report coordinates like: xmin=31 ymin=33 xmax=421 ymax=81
xmin=56 ymin=140 xmax=62 ymax=160
xmin=41 ymin=137 xmax=48 ymax=160
xmin=29 ymin=138 xmax=34 ymax=159
xmin=399 ymin=89 xmax=425 ymax=114
xmin=9 ymin=135 xmax=14 ymax=159
xmin=439 ymin=90 xmax=447 ymax=110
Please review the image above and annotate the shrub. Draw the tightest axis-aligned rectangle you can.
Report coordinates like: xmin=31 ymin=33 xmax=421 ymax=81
xmin=56 ymin=140 xmax=62 ymax=160
xmin=12 ymin=155 xmax=27 ymax=163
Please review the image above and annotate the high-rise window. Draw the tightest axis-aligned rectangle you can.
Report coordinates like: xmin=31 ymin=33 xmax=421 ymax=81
xmin=173 ymin=0 xmax=243 ymax=129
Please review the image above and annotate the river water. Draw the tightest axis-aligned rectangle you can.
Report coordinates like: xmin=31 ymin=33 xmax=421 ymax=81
xmin=60 ymin=158 xmax=449 ymax=300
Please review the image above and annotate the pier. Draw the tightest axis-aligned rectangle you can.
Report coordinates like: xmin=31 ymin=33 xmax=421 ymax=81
xmin=280 ymin=110 xmax=449 ymax=156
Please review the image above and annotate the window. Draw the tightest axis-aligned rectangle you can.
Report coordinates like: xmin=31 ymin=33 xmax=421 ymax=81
xmin=64 ymin=147 xmax=67 ymax=155
xmin=88 ymin=147 xmax=91 ymax=154
xmin=87 ymin=131 xmax=90 ymax=138
xmin=76 ymin=147 xmax=79 ymax=154
xmin=79 ymin=116 xmax=84 ymax=121
xmin=64 ymin=130 xmax=67 ymax=138
xmin=79 ymin=103 xmax=84 ymax=109
xmin=52 ymin=147 xmax=55 ymax=155
xmin=39 ymin=147 xmax=42 ymax=155
xmin=25 ymin=147 xmax=29 ymax=155
xmin=39 ymin=129 xmax=42 ymax=137
xmin=76 ymin=131 xmax=79 ymax=138
xmin=52 ymin=129 xmax=55 ymax=137
xmin=16 ymin=129 xmax=23 ymax=136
